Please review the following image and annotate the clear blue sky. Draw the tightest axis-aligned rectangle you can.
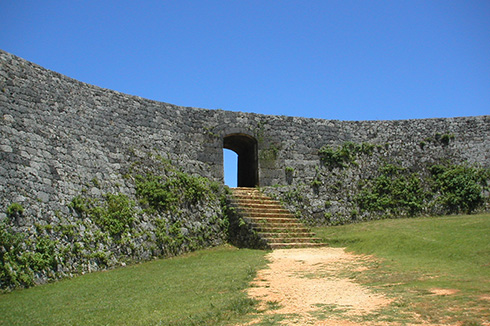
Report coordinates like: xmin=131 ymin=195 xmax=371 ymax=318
xmin=1 ymin=1 xmax=489 ymax=186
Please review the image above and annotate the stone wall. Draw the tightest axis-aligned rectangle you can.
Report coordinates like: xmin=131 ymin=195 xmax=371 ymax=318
xmin=1 ymin=49 xmax=489 ymax=287
xmin=253 ymin=116 xmax=490 ymax=224
xmin=0 ymin=50 xmax=232 ymax=288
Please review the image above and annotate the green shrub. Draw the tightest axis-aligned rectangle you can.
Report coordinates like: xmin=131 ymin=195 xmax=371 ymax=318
xmin=153 ymin=218 xmax=189 ymax=256
xmin=91 ymin=193 xmax=137 ymax=237
xmin=6 ymin=203 xmax=24 ymax=218
xmin=68 ymin=195 xmax=91 ymax=215
xmin=318 ymin=144 xmax=348 ymax=169
xmin=436 ymin=132 xmax=455 ymax=145
xmin=69 ymin=193 xmax=137 ymax=237
xmin=430 ymin=164 xmax=488 ymax=213
xmin=311 ymin=178 xmax=322 ymax=187
xmin=357 ymin=162 xmax=489 ymax=217
xmin=0 ymin=223 xmax=58 ymax=289
xmin=135 ymin=174 xmax=178 ymax=211
xmin=357 ymin=164 xmax=426 ymax=217
xmin=0 ymin=222 xmax=28 ymax=288
xmin=318 ymin=141 xmax=376 ymax=169
xmin=283 ymin=187 xmax=305 ymax=203
xmin=135 ymin=172 xmax=213 ymax=212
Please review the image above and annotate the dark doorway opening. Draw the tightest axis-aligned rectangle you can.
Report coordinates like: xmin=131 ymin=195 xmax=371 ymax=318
xmin=223 ymin=134 xmax=258 ymax=187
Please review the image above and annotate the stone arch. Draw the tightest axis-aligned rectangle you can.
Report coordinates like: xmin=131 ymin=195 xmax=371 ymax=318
xmin=223 ymin=134 xmax=258 ymax=187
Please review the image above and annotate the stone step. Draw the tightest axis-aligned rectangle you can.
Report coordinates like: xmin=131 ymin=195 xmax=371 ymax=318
xmin=232 ymin=187 xmax=262 ymax=191
xmin=259 ymin=232 xmax=316 ymax=238
xmin=269 ymin=242 xmax=326 ymax=249
xmin=253 ymin=225 xmax=310 ymax=233
xmin=235 ymin=201 xmax=283 ymax=207
xmin=264 ymin=237 xmax=323 ymax=244
xmin=250 ymin=221 xmax=305 ymax=228
xmin=240 ymin=207 xmax=286 ymax=215
xmin=242 ymin=212 xmax=293 ymax=218
xmin=230 ymin=187 xmax=326 ymax=249
xmin=232 ymin=191 xmax=272 ymax=197
xmin=235 ymin=204 xmax=281 ymax=210
xmin=246 ymin=217 xmax=298 ymax=223
xmin=243 ymin=212 xmax=295 ymax=219
xmin=235 ymin=198 xmax=282 ymax=207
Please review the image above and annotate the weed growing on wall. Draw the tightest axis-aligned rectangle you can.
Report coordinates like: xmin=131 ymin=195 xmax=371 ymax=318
xmin=6 ymin=203 xmax=24 ymax=219
xmin=356 ymin=163 xmax=490 ymax=217
xmin=153 ymin=218 xmax=188 ymax=255
xmin=0 ymin=221 xmax=59 ymax=289
xmin=356 ymin=164 xmax=426 ymax=217
xmin=135 ymin=171 xmax=212 ymax=212
xmin=285 ymin=166 xmax=295 ymax=185
xmin=260 ymin=143 xmax=282 ymax=168
xmin=422 ymin=132 xmax=456 ymax=147
xmin=318 ymin=141 xmax=377 ymax=169
xmin=70 ymin=193 xmax=137 ymax=238
xmin=430 ymin=164 xmax=489 ymax=213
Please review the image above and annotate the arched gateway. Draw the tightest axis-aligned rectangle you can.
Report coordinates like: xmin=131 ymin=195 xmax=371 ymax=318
xmin=223 ymin=134 xmax=259 ymax=187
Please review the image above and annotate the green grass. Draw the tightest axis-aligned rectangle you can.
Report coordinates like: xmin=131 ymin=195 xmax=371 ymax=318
xmin=0 ymin=245 xmax=267 ymax=326
xmin=313 ymin=213 xmax=490 ymax=325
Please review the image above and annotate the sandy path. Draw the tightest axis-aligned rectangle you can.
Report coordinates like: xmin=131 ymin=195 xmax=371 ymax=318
xmin=242 ymin=247 xmax=448 ymax=326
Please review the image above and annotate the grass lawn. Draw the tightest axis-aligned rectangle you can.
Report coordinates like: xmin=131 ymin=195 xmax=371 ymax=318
xmin=0 ymin=245 xmax=267 ymax=326
xmin=313 ymin=213 xmax=490 ymax=325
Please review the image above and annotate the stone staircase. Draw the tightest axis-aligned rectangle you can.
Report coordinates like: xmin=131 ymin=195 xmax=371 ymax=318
xmin=230 ymin=187 xmax=325 ymax=249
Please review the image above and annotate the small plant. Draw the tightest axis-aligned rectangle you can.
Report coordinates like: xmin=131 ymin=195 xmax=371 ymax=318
xmin=311 ymin=178 xmax=322 ymax=188
xmin=285 ymin=167 xmax=294 ymax=185
xmin=69 ymin=196 xmax=90 ymax=215
xmin=429 ymin=132 xmax=455 ymax=146
xmin=283 ymin=187 xmax=305 ymax=203
xmin=350 ymin=209 xmax=359 ymax=219
xmin=318 ymin=141 xmax=376 ymax=169
xmin=6 ymin=203 xmax=24 ymax=218
xmin=135 ymin=174 xmax=178 ymax=211
xmin=437 ymin=133 xmax=455 ymax=146
xmin=91 ymin=177 xmax=100 ymax=187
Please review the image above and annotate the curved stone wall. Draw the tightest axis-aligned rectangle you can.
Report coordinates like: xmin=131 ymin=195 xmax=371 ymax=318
xmin=2 ymin=48 xmax=490 ymax=222
xmin=0 ymin=49 xmax=489 ymax=286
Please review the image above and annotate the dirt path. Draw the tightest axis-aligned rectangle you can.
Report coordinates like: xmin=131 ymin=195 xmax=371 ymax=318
xmin=242 ymin=248 xmax=443 ymax=326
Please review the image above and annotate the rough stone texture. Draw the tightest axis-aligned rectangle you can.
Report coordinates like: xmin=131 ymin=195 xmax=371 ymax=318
xmin=0 ymin=50 xmax=489 ymax=286
xmin=1 ymin=49 xmax=489 ymax=219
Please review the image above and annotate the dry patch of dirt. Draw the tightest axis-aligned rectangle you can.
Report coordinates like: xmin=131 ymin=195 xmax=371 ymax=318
xmin=479 ymin=294 xmax=490 ymax=302
xmin=429 ymin=288 xmax=460 ymax=296
xmin=242 ymin=247 xmax=451 ymax=326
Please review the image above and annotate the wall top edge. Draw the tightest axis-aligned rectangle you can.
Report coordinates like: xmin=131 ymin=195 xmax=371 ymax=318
xmin=1 ymin=49 xmax=488 ymax=125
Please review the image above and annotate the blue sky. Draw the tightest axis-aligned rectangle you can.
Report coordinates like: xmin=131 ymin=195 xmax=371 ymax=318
xmin=1 ymin=1 xmax=489 ymax=186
